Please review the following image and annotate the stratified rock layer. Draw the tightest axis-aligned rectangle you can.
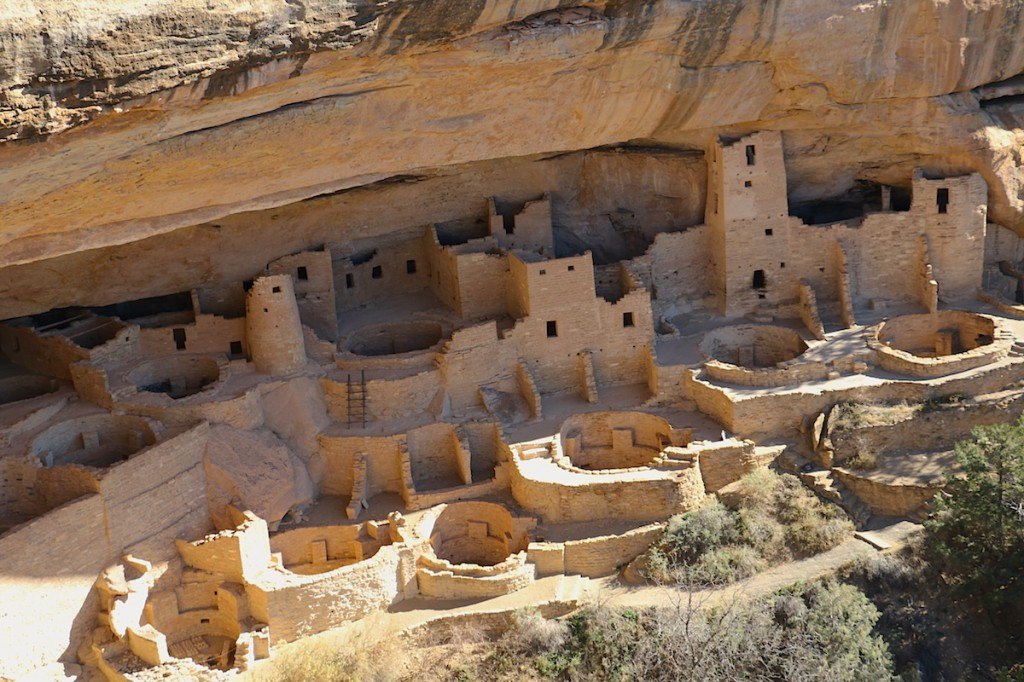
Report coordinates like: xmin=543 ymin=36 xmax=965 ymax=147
xmin=1 ymin=0 xmax=1024 ymax=311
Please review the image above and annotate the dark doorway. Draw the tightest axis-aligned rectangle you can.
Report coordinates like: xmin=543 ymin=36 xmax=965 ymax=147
xmin=937 ymin=188 xmax=949 ymax=214
xmin=173 ymin=328 xmax=187 ymax=351
xmin=752 ymin=269 xmax=767 ymax=290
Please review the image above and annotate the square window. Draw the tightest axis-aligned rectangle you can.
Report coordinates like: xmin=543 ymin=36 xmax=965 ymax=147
xmin=780 ymin=262 xmax=786 ymax=268
xmin=406 ymin=259 xmax=417 ymax=274
xmin=229 ymin=341 xmax=243 ymax=357
xmin=539 ymin=269 xmax=547 ymax=275
xmin=546 ymin=320 xmax=558 ymax=338
xmin=345 ymin=273 xmax=355 ymax=288
xmin=297 ymin=266 xmax=308 ymax=281
xmin=764 ymin=228 xmax=773 ymax=236
xmin=568 ymin=265 xmax=575 ymax=272
xmin=744 ymin=180 xmax=752 ymax=188
xmin=272 ymin=286 xmax=281 ymax=293
xmin=371 ymin=265 xmax=383 ymax=279
xmin=623 ymin=312 xmax=635 ymax=328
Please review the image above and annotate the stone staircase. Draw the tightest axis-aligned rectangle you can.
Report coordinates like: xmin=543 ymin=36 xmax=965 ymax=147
xmin=799 ymin=469 xmax=872 ymax=527
xmin=553 ymin=574 xmax=591 ymax=606
xmin=779 ymin=450 xmax=872 ymax=527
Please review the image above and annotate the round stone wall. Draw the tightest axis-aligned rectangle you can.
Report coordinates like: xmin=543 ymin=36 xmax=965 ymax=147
xmin=699 ymin=324 xmax=808 ymax=369
xmin=126 ymin=355 xmax=221 ymax=399
xmin=345 ymin=321 xmax=446 ymax=357
xmin=31 ymin=414 xmax=156 ymax=468
xmin=559 ymin=411 xmax=672 ymax=471
xmin=872 ymin=311 xmax=1009 ymax=378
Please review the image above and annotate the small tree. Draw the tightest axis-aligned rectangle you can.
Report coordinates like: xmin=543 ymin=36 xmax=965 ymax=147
xmin=926 ymin=418 xmax=1024 ymax=614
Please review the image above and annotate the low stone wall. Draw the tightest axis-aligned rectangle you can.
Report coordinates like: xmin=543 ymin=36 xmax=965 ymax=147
xmin=247 ymin=542 xmax=417 ymax=643
xmin=322 ymin=368 xmax=441 ymax=423
xmin=871 ymin=311 xmax=1011 ymax=378
xmin=833 ymin=468 xmax=936 ymax=517
xmin=417 ymin=552 xmax=536 ymax=599
xmin=703 ymin=358 xmax=830 ymax=388
xmin=562 ymin=523 xmax=663 ymax=577
xmin=829 ymin=391 xmax=1024 ymax=463
xmin=509 ymin=445 xmax=705 ymax=523
xmin=689 ymin=359 xmax=1024 ymax=440
xmin=685 ymin=439 xmax=758 ymax=492
xmin=699 ymin=325 xmax=808 ymax=368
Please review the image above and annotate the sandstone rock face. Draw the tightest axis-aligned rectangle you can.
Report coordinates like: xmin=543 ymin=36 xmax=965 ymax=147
xmin=204 ymin=425 xmax=315 ymax=529
xmin=0 ymin=0 xmax=1024 ymax=310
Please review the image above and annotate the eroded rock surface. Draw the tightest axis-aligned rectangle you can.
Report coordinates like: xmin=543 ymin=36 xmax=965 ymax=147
xmin=1 ymin=0 xmax=1024 ymax=300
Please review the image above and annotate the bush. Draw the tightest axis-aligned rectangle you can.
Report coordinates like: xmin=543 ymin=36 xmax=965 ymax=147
xmin=253 ymin=637 xmax=399 ymax=682
xmin=642 ymin=469 xmax=853 ymax=586
xmin=501 ymin=580 xmax=895 ymax=681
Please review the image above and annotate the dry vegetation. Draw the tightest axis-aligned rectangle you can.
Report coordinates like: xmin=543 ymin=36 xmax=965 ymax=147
xmin=252 ymin=581 xmax=894 ymax=682
xmin=830 ymin=401 xmax=921 ymax=430
xmin=636 ymin=469 xmax=853 ymax=585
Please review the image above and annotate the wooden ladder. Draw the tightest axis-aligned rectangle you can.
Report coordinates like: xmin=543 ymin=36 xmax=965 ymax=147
xmin=346 ymin=370 xmax=367 ymax=428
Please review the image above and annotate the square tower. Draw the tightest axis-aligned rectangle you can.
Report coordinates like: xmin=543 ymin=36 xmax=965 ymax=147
xmin=707 ymin=131 xmax=794 ymax=316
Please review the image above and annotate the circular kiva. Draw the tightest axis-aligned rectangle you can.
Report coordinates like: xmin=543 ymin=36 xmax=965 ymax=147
xmin=345 ymin=321 xmax=446 ymax=357
xmin=126 ymin=355 xmax=221 ymax=399
xmin=31 ymin=414 xmax=156 ymax=468
xmin=699 ymin=324 xmax=808 ymax=369
xmin=559 ymin=411 xmax=673 ymax=470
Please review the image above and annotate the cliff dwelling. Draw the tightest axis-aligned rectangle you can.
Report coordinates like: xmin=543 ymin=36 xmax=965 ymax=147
xmin=3 ymin=1 xmax=1024 ymax=679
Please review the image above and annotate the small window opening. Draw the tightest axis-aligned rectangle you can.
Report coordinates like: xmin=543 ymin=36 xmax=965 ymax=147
xmin=546 ymin=320 xmax=558 ymax=338
xmin=744 ymin=180 xmax=752 ymax=188
xmin=764 ymin=228 xmax=773 ymax=236
xmin=406 ymin=259 xmax=417 ymax=274
xmin=539 ymin=269 xmax=547 ymax=275
xmin=623 ymin=312 xmax=635 ymax=328
xmin=745 ymin=144 xmax=756 ymax=166
xmin=200 ymin=618 xmax=210 ymax=624
xmin=568 ymin=265 xmax=575 ymax=272
xmin=502 ymin=213 xmax=515 ymax=235
xmin=345 ymin=273 xmax=355 ymax=289
xmin=172 ymin=328 xmax=187 ymax=351
xmin=752 ymin=269 xmax=766 ymax=290
xmin=780 ymin=262 xmax=786 ymax=268
xmin=371 ymin=266 xmax=383 ymax=279
xmin=297 ymin=266 xmax=308 ymax=281
xmin=937 ymin=187 xmax=949 ymax=214
xmin=818 ymin=266 xmax=825 ymax=273
xmin=229 ymin=341 xmax=243 ymax=357
xmin=272 ymin=286 xmax=281 ymax=293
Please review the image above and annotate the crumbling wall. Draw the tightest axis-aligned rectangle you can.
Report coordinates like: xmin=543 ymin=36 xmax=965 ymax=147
xmin=268 ymin=249 xmax=338 ymax=342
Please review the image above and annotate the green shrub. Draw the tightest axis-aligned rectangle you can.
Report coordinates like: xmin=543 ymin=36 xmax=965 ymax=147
xmin=642 ymin=469 xmax=853 ymax=586
xmin=496 ymin=580 xmax=896 ymax=681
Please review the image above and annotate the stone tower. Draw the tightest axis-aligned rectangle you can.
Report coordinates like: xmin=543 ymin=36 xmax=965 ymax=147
xmin=245 ymin=274 xmax=307 ymax=375
xmin=706 ymin=130 xmax=793 ymax=316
